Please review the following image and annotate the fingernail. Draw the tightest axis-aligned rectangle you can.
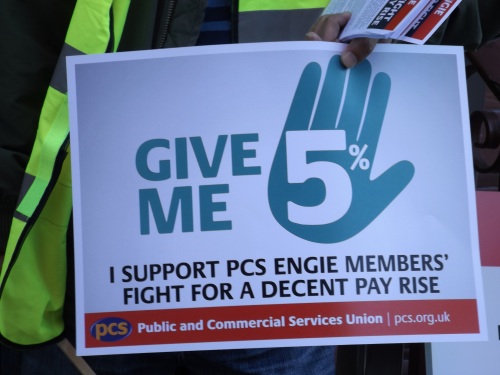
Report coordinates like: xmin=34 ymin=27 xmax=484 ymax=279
xmin=341 ymin=52 xmax=357 ymax=68
xmin=305 ymin=32 xmax=322 ymax=41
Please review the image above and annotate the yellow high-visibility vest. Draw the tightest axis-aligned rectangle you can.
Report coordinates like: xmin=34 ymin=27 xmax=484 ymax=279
xmin=238 ymin=0 xmax=329 ymax=42
xmin=0 ymin=0 xmax=330 ymax=347
xmin=0 ymin=0 xmax=130 ymax=347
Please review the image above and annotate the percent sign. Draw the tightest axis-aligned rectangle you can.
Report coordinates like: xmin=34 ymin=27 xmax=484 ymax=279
xmin=349 ymin=144 xmax=370 ymax=170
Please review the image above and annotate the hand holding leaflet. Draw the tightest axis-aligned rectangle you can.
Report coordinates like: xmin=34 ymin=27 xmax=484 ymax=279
xmin=268 ymin=55 xmax=415 ymax=243
xmin=322 ymin=0 xmax=462 ymax=44
xmin=307 ymin=12 xmax=379 ymax=68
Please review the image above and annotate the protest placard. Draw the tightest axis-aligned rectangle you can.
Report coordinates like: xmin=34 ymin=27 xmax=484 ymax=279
xmin=67 ymin=42 xmax=485 ymax=355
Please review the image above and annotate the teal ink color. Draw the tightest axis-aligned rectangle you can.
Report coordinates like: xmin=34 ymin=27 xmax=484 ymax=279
xmin=190 ymin=135 xmax=228 ymax=178
xmin=231 ymin=133 xmax=261 ymax=176
xmin=199 ymin=184 xmax=232 ymax=231
xmin=136 ymin=139 xmax=170 ymax=181
xmin=268 ymin=55 xmax=414 ymax=243
xmin=139 ymin=187 xmax=194 ymax=234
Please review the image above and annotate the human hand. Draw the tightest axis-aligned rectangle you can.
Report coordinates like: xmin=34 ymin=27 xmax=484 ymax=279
xmin=268 ymin=55 xmax=414 ymax=243
xmin=307 ymin=12 xmax=380 ymax=69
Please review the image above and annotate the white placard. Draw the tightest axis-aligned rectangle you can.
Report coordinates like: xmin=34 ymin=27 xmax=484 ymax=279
xmin=67 ymin=42 xmax=485 ymax=355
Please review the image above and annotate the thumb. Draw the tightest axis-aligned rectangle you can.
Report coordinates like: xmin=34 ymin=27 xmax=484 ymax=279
xmin=341 ymin=38 xmax=379 ymax=68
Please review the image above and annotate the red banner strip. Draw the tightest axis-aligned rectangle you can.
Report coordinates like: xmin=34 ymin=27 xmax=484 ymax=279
xmin=85 ymin=299 xmax=479 ymax=348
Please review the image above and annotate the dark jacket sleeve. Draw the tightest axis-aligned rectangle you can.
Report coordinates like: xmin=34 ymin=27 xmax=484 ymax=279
xmin=0 ymin=0 xmax=76 ymax=253
xmin=0 ymin=0 xmax=207 ymax=254
xmin=119 ymin=0 xmax=207 ymax=51
xmin=428 ymin=0 xmax=500 ymax=50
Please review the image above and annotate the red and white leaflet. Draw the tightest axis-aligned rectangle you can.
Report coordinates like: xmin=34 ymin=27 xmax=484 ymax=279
xmin=323 ymin=0 xmax=462 ymax=43
xmin=400 ymin=0 xmax=462 ymax=44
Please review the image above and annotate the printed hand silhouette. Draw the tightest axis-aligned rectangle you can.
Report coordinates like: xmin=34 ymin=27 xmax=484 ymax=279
xmin=268 ymin=55 xmax=414 ymax=243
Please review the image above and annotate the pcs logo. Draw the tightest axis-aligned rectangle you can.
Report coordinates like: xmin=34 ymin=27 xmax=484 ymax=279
xmin=90 ymin=317 xmax=132 ymax=342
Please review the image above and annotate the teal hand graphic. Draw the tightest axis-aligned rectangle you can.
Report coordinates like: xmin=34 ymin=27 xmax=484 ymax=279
xmin=268 ymin=55 xmax=414 ymax=243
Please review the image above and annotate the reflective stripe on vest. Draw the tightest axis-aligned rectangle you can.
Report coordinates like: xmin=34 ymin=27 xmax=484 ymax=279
xmin=0 ymin=0 xmax=130 ymax=347
xmin=238 ymin=0 xmax=329 ymax=43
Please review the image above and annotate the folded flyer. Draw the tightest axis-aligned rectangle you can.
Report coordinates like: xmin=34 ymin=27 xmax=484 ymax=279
xmin=323 ymin=0 xmax=462 ymax=44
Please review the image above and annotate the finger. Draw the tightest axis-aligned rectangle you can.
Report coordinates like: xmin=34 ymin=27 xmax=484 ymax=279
xmin=305 ymin=31 xmax=322 ymax=41
xmin=358 ymin=72 xmax=391 ymax=161
xmin=284 ymin=62 xmax=322 ymax=132
xmin=311 ymin=55 xmax=347 ymax=130
xmin=341 ymin=38 xmax=379 ymax=68
xmin=337 ymin=59 xmax=371 ymax=145
xmin=308 ymin=12 xmax=351 ymax=42
xmin=365 ymin=160 xmax=415 ymax=206
xmin=350 ymin=160 xmax=415 ymax=233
